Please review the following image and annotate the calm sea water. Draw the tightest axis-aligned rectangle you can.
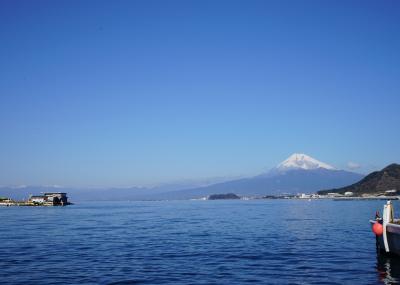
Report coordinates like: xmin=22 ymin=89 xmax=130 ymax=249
xmin=1 ymin=200 xmax=399 ymax=284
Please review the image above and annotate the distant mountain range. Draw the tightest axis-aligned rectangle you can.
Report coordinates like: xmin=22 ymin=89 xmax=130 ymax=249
xmin=0 ymin=177 xmax=235 ymax=201
xmin=318 ymin=163 xmax=400 ymax=195
xmin=0 ymin=153 xmax=365 ymax=201
xmin=155 ymin=153 xmax=364 ymax=199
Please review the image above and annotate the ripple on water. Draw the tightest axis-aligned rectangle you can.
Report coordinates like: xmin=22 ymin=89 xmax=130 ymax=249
xmin=0 ymin=200 xmax=394 ymax=284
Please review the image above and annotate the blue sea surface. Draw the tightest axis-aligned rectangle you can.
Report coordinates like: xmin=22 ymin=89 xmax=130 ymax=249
xmin=1 ymin=200 xmax=399 ymax=284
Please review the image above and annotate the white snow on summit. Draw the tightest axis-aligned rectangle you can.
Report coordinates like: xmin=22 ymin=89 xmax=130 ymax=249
xmin=276 ymin=153 xmax=336 ymax=171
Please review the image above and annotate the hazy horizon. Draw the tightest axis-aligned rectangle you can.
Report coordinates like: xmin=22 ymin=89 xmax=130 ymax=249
xmin=0 ymin=153 xmax=386 ymax=189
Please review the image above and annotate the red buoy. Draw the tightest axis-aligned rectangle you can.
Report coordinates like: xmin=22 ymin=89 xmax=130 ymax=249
xmin=373 ymin=222 xmax=383 ymax=236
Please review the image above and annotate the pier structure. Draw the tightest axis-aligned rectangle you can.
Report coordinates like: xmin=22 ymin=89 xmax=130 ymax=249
xmin=0 ymin=192 xmax=70 ymax=206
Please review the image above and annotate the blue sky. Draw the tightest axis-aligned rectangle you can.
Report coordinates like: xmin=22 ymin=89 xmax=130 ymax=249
xmin=0 ymin=0 xmax=399 ymax=187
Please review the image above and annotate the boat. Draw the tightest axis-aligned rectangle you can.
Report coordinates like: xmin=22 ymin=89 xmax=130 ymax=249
xmin=370 ymin=201 xmax=400 ymax=255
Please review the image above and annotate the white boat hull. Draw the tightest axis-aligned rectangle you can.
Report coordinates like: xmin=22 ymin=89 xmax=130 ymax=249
xmin=371 ymin=220 xmax=400 ymax=256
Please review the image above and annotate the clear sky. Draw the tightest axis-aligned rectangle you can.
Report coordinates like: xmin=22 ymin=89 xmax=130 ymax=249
xmin=1 ymin=0 xmax=399 ymax=187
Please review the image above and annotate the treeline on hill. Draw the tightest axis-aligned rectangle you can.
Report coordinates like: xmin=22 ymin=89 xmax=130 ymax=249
xmin=318 ymin=164 xmax=400 ymax=196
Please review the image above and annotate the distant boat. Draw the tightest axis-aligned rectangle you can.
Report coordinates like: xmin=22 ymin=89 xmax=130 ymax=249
xmin=370 ymin=201 xmax=400 ymax=256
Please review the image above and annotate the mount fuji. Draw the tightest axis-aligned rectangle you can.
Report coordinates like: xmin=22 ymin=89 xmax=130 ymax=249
xmin=0 ymin=154 xmax=365 ymax=201
xmin=159 ymin=153 xmax=364 ymax=199
xmin=276 ymin=153 xmax=336 ymax=171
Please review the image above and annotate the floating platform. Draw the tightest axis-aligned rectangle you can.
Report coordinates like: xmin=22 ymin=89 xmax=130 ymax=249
xmin=0 ymin=192 xmax=71 ymax=206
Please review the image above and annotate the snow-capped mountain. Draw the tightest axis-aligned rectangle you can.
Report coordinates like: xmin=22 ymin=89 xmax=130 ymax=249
xmin=1 ymin=154 xmax=365 ymax=200
xmin=155 ymin=153 xmax=364 ymax=199
xmin=276 ymin=153 xmax=336 ymax=171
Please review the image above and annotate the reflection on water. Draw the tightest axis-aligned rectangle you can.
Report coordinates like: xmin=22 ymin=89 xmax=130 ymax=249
xmin=377 ymin=252 xmax=400 ymax=284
